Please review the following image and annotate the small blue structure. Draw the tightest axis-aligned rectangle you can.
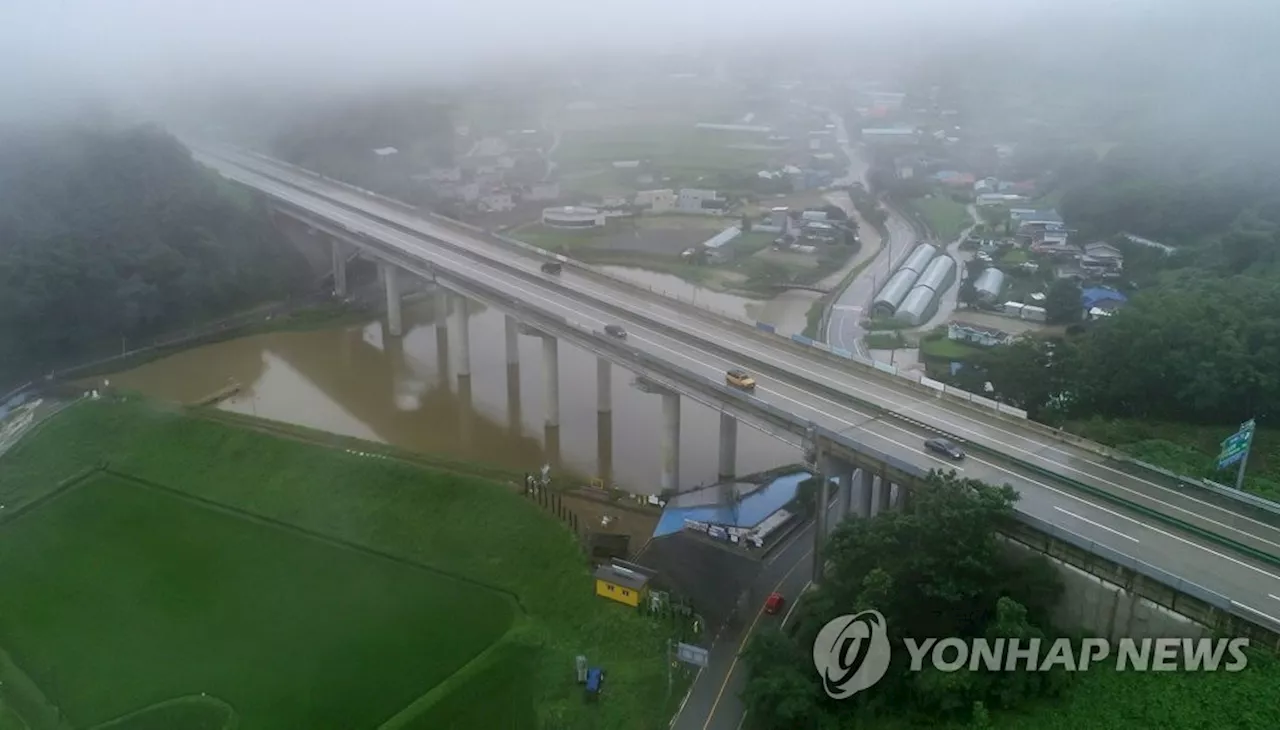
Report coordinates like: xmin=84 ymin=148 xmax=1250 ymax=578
xmin=1081 ymin=287 xmax=1128 ymax=311
xmin=652 ymin=471 xmax=811 ymax=539
xmin=585 ymin=667 xmax=604 ymax=700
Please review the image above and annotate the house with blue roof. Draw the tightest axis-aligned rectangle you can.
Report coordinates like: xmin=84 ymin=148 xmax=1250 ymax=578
xmin=1081 ymin=287 xmax=1127 ymax=318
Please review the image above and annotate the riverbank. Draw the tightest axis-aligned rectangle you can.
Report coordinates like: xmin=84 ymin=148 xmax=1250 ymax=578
xmin=0 ymin=395 xmax=690 ymax=729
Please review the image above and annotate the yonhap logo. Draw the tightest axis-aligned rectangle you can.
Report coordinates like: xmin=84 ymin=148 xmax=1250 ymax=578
xmin=812 ymin=608 xmax=1251 ymax=700
xmin=812 ymin=609 xmax=892 ymax=699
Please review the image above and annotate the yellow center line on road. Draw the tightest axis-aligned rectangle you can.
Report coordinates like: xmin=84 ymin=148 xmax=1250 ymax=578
xmin=701 ymin=547 xmax=813 ymax=730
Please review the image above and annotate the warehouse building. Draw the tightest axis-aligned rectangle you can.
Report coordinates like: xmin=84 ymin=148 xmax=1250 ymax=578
xmin=973 ymin=267 xmax=1005 ymax=301
xmin=896 ymin=255 xmax=956 ymax=325
xmin=871 ymin=243 xmax=938 ymax=317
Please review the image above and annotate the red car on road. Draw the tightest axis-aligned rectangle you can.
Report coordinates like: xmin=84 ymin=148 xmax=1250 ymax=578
xmin=764 ymin=592 xmax=786 ymax=615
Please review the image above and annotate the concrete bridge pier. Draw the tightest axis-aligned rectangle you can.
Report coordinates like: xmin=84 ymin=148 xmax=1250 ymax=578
xmin=597 ymin=358 xmax=612 ymax=413
xmin=331 ymin=238 xmax=348 ymax=297
xmin=381 ymin=262 xmax=402 ymax=337
xmin=458 ymin=370 xmax=474 ymax=448
xmin=869 ymin=474 xmax=885 ymax=517
xmin=718 ymin=412 xmax=738 ymax=482
xmin=855 ymin=468 xmax=874 ymax=518
xmin=433 ymin=287 xmax=449 ymax=380
xmin=542 ymin=336 xmax=560 ymax=429
xmin=453 ymin=296 xmax=471 ymax=379
xmin=660 ymin=392 xmax=681 ymax=494
xmin=597 ymin=357 xmax=613 ymax=486
xmin=812 ymin=449 xmax=832 ymax=586
xmin=837 ymin=469 xmax=854 ymax=519
xmin=505 ymin=316 xmax=521 ymax=433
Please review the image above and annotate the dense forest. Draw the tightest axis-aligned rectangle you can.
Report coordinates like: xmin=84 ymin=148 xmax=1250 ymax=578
xmin=0 ymin=124 xmax=308 ymax=386
xmin=743 ymin=473 xmax=1067 ymax=728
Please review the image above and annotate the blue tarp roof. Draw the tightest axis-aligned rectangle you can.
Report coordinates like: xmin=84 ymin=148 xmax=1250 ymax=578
xmin=1081 ymin=287 xmax=1127 ymax=309
xmin=653 ymin=471 xmax=826 ymax=538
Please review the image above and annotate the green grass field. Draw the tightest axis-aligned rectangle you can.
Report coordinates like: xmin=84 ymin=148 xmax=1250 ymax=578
xmin=0 ymin=396 xmax=686 ymax=729
xmin=0 ymin=471 xmax=514 ymax=729
xmin=912 ymin=196 xmax=973 ymax=243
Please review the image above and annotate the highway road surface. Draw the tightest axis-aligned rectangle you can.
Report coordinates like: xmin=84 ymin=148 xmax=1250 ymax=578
xmin=195 ymin=148 xmax=1280 ymax=623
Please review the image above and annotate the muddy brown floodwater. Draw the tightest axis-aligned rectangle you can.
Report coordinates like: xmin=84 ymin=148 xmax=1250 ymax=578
xmin=97 ymin=293 xmax=802 ymax=494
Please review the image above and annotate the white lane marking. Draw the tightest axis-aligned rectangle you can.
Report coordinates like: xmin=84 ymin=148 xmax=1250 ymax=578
xmin=324 ymin=176 xmax=1280 ymax=534
xmin=236 ymin=156 xmax=1229 ymax=498
xmin=236 ymin=166 xmax=1280 ymax=550
xmin=781 ymin=581 xmax=810 ymax=626
xmin=1269 ymin=594 xmax=1280 ymax=603
xmin=1231 ymin=601 xmax=1280 ymax=627
xmin=1054 ymin=507 xmax=1139 ymax=542
xmin=281 ymin=177 xmax=1277 ymax=556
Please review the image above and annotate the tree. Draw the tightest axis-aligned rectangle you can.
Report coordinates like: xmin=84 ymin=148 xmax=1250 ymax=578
xmin=0 ymin=124 xmax=308 ymax=385
xmin=740 ymin=628 xmax=825 ymax=729
xmin=743 ymin=471 xmax=1063 ymax=726
xmin=1044 ymin=279 xmax=1083 ymax=324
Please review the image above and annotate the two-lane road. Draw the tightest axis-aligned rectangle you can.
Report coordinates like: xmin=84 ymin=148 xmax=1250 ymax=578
xmin=197 ymin=151 xmax=1280 ymax=624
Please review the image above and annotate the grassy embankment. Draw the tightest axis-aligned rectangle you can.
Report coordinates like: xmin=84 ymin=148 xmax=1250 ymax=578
xmin=912 ymin=195 xmax=973 ymax=242
xmin=0 ymin=397 xmax=685 ymax=730
xmin=1064 ymin=418 xmax=1280 ymax=502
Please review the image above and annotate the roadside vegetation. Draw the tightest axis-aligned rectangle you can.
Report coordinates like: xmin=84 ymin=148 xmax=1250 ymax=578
xmin=911 ymin=195 xmax=973 ymax=242
xmin=0 ymin=124 xmax=311 ymax=390
xmin=741 ymin=471 xmax=1280 ymax=730
xmin=0 ymin=396 xmax=683 ymax=729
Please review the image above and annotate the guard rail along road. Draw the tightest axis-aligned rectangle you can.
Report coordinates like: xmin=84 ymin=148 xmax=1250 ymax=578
xmin=199 ymin=144 xmax=1280 ymax=523
xmin=194 ymin=142 xmax=1280 ymax=535
xmin=277 ymin=199 xmax=1280 ymax=641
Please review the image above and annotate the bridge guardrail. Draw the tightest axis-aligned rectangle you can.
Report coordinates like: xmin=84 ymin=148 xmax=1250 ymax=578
xmin=268 ymin=201 xmax=1280 ymax=637
xmin=215 ymin=148 xmax=1280 ymax=518
xmin=1010 ymin=512 xmax=1280 ymax=643
xmin=227 ymin=148 xmax=1093 ymax=428
xmin=292 ymin=202 xmax=1280 ymax=562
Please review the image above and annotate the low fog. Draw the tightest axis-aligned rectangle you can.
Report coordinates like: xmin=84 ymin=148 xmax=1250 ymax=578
xmin=2 ymin=0 xmax=1180 ymax=120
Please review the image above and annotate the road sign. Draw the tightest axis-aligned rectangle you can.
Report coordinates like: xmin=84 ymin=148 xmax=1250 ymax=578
xmin=674 ymin=642 xmax=709 ymax=668
xmin=1217 ymin=420 xmax=1257 ymax=473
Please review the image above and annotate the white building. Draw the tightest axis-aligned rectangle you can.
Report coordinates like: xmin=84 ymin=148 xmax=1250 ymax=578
xmin=542 ymin=206 xmax=604 ymax=229
xmin=634 ymin=189 xmax=676 ymax=213
xmin=678 ymin=188 xmax=719 ymax=213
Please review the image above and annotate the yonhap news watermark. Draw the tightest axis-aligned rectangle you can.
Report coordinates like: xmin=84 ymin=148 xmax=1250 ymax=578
xmin=813 ymin=609 xmax=1251 ymax=700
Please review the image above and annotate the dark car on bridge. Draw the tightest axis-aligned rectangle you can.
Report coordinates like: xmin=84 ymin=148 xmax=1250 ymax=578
xmin=604 ymin=324 xmax=627 ymax=339
xmin=924 ymin=438 xmax=965 ymax=461
xmin=540 ymin=261 xmax=562 ymax=275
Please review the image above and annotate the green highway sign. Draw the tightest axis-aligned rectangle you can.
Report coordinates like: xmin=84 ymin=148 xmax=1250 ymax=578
xmin=1217 ymin=420 xmax=1257 ymax=470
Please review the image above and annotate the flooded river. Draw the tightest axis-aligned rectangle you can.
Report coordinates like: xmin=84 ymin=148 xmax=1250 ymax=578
xmin=99 ymin=292 xmax=803 ymax=493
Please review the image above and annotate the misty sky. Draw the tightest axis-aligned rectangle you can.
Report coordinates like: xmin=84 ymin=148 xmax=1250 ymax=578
xmin=3 ymin=0 xmax=1162 ymax=95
